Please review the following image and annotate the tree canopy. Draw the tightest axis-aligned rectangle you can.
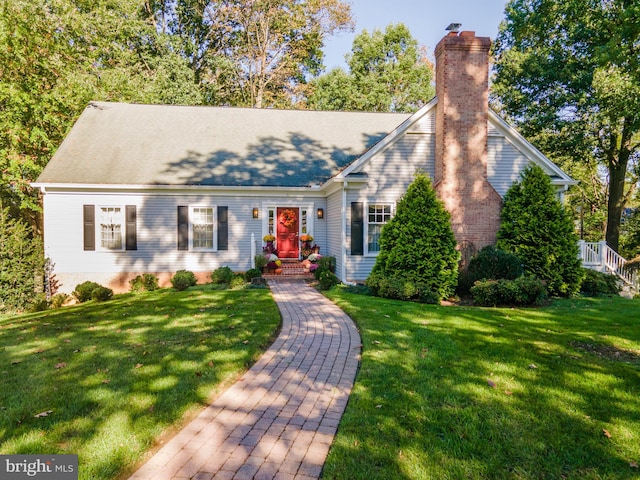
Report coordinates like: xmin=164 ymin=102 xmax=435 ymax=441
xmin=146 ymin=0 xmax=353 ymax=108
xmin=0 ymin=0 xmax=201 ymax=226
xmin=307 ymin=23 xmax=434 ymax=112
xmin=492 ymin=0 xmax=640 ymax=252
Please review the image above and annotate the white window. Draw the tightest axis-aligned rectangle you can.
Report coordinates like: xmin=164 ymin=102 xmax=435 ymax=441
xmin=367 ymin=204 xmax=392 ymax=254
xmin=99 ymin=207 xmax=124 ymax=251
xmin=191 ymin=207 xmax=215 ymax=250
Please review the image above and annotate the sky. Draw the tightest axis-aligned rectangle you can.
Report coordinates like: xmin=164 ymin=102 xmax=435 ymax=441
xmin=322 ymin=0 xmax=509 ymax=70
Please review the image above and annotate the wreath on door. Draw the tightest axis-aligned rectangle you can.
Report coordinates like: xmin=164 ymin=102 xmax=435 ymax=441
xmin=280 ymin=209 xmax=297 ymax=227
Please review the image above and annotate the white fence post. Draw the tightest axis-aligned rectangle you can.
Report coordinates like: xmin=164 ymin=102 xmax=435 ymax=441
xmin=251 ymin=233 xmax=256 ymax=269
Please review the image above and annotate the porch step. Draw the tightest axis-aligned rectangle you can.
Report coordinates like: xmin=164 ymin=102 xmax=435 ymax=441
xmin=263 ymin=260 xmax=313 ymax=279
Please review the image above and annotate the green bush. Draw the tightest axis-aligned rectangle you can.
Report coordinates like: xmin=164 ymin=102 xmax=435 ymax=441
xmin=317 ymin=256 xmax=336 ymax=273
xmin=211 ymin=266 xmax=234 ymax=284
xmin=367 ymin=273 xmax=439 ymax=304
xmin=129 ymin=274 xmax=159 ymax=293
xmin=497 ymin=165 xmax=583 ymax=296
xmin=171 ymin=270 xmax=197 ymax=291
xmin=244 ymin=268 xmax=262 ymax=282
xmin=471 ymin=276 xmax=547 ymax=307
xmin=91 ymin=286 xmax=113 ymax=301
xmin=51 ymin=293 xmax=69 ymax=309
xmin=73 ymin=281 xmax=103 ymax=303
xmin=366 ymin=173 xmax=459 ymax=302
xmin=459 ymin=246 xmax=523 ymax=292
xmin=318 ymin=270 xmax=340 ymax=290
xmin=579 ymin=269 xmax=621 ymax=296
xmin=230 ymin=274 xmax=246 ymax=289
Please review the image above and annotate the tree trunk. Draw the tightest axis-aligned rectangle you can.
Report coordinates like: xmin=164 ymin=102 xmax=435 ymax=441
xmin=605 ymin=137 xmax=632 ymax=252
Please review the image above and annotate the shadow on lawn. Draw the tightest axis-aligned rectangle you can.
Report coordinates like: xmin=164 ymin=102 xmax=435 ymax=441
xmin=0 ymin=288 xmax=280 ymax=479
xmin=323 ymin=295 xmax=640 ymax=479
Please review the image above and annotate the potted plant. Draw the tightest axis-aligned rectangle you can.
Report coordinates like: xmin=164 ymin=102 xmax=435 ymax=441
xmin=300 ymin=234 xmax=314 ymax=259
xmin=255 ymin=254 xmax=267 ymax=271
xmin=263 ymin=234 xmax=276 ymax=255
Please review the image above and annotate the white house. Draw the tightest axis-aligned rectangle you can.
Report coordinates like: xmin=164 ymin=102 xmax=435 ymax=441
xmin=34 ymin=30 xmax=575 ymax=293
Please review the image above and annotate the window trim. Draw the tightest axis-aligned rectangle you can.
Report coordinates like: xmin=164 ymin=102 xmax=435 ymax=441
xmin=364 ymin=202 xmax=394 ymax=256
xmin=189 ymin=205 xmax=217 ymax=252
xmin=96 ymin=205 xmax=125 ymax=252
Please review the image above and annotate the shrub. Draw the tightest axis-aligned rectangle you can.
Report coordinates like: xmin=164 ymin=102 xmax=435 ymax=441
xmin=244 ymin=268 xmax=262 ymax=282
xmin=497 ymin=165 xmax=583 ymax=296
xmin=367 ymin=173 xmax=459 ymax=302
xmin=580 ymin=269 xmax=621 ymax=296
xmin=91 ymin=286 xmax=113 ymax=301
xmin=51 ymin=293 xmax=69 ymax=309
xmin=367 ymin=273 xmax=439 ymax=304
xmin=211 ymin=266 xmax=234 ymax=284
xmin=73 ymin=281 xmax=103 ymax=303
xmin=459 ymin=246 xmax=523 ymax=292
xmin=129 ymin=274 xmax=159 ymax=293
xmin=171 ymin=270 xmax=197 ymax=291
xmin=318 ymin=270 xmax=340 ymax=290
xmin=230 ymin=274 xmax=246 ymax=289
xmin=471 ymin=276 xmax=547 ymax=307
xmin=317 ymin=256 xmax=336 ymax=273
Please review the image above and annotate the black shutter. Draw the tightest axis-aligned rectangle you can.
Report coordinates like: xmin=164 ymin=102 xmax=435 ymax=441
xmin=83 ymin=205 xmax=95 ymax=251
xmin=125 ymin=205 xmax=137 ymax=250
xmin=217 ymin=206 xmax=228 ymax=251
xmin=177 ymin=206 xmax=189 ymax=250
xmin=351 ymin=202 xmax=364 ymax=256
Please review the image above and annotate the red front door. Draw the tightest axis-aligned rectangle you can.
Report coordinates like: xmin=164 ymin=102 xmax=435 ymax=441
xmin=276 ymin=208 xmax=299 ymax=259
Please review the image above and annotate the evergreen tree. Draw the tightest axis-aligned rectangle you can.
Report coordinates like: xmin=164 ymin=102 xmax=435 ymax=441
xmin=0 ymin=208 xmax=45 ymax=312
xmin=497 ymin=165 xmax=584 ymax=297
xmin=366 ymin=173 xmax=459 ymax=303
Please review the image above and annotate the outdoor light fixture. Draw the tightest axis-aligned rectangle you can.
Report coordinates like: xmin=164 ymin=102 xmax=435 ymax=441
xmin=317 ymin=208 xmax=324 ymax=219
xmin=252 ymin=207 xmax=259 ymax=219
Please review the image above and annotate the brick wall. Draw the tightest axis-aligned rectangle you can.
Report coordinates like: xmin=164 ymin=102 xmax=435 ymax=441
xmin=434 ymin=31 xmax=502 ymax=257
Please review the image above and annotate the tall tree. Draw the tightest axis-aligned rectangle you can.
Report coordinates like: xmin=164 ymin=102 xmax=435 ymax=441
xmin=0 ymin=0 xmax=201 ymax=228
xmin=307 ymin=23 xmax=434 ymax=112
xmin=492 ymin=0 xmax=640 ymax=251
xmin=147 ymin=0 xmax=353 ymax=107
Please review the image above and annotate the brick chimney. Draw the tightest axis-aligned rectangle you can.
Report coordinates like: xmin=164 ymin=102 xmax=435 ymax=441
xmin=434 ymin=30 xmax=502 ymax=260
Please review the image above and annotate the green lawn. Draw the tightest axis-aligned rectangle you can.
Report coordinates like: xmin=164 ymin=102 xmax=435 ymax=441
xmin=322 ymin=289 xmax=640 ymax=480
xmin=0 ymin=286 xmax=281 ymax=480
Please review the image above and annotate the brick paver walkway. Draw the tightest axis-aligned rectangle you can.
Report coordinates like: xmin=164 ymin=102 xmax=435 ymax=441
xmin=128 ymin=280 xmax=361 ymax=480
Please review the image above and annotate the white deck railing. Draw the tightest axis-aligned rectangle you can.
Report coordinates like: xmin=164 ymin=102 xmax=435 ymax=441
xmin=578 ymin=240 xmax=639 ymax=291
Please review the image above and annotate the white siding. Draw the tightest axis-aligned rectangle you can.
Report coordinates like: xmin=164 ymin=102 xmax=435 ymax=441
xmin=344 ymin=132 xmax=436 ymax=282
xmin=43 ymin=191 xmax=325 ymax=292
xmin=487 ymin=136 xmax=533 ymax=197
xmin=325 ymin=190 xmax=343 ymax=278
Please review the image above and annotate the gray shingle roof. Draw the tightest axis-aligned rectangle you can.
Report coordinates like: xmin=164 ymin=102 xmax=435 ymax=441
xmin=36 ymin=102 xmax=411 ymax=187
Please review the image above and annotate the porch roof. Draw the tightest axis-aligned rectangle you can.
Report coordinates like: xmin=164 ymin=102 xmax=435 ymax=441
xmin=36 ymin=102 xmax=410 ymax=188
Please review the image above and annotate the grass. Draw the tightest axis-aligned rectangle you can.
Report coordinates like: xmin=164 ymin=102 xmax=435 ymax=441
xmin=0 ymin=286 xmax=281 ymax=480
xmin=321 ymin=289 xmax=640 ymax=480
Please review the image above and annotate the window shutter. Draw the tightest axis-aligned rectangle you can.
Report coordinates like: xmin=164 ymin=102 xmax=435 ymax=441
xmin=125 ymin=205 xmax=137 ymax=250
xmin=351 ymin=202 xmax=364 ymax=256
xmin=83 ymin=205 xmax=95 ymax=251
xmin=217 ymin=206 xmax=228 ymax=251
xmin=177 ymin=206 xmax=189 ymax=250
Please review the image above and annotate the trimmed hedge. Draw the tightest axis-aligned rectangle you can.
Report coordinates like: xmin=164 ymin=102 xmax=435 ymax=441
xmin=171 ymin=270 xmax=197 ymax=291
xmin=471 ymin=276 xmax=547 ymax=307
